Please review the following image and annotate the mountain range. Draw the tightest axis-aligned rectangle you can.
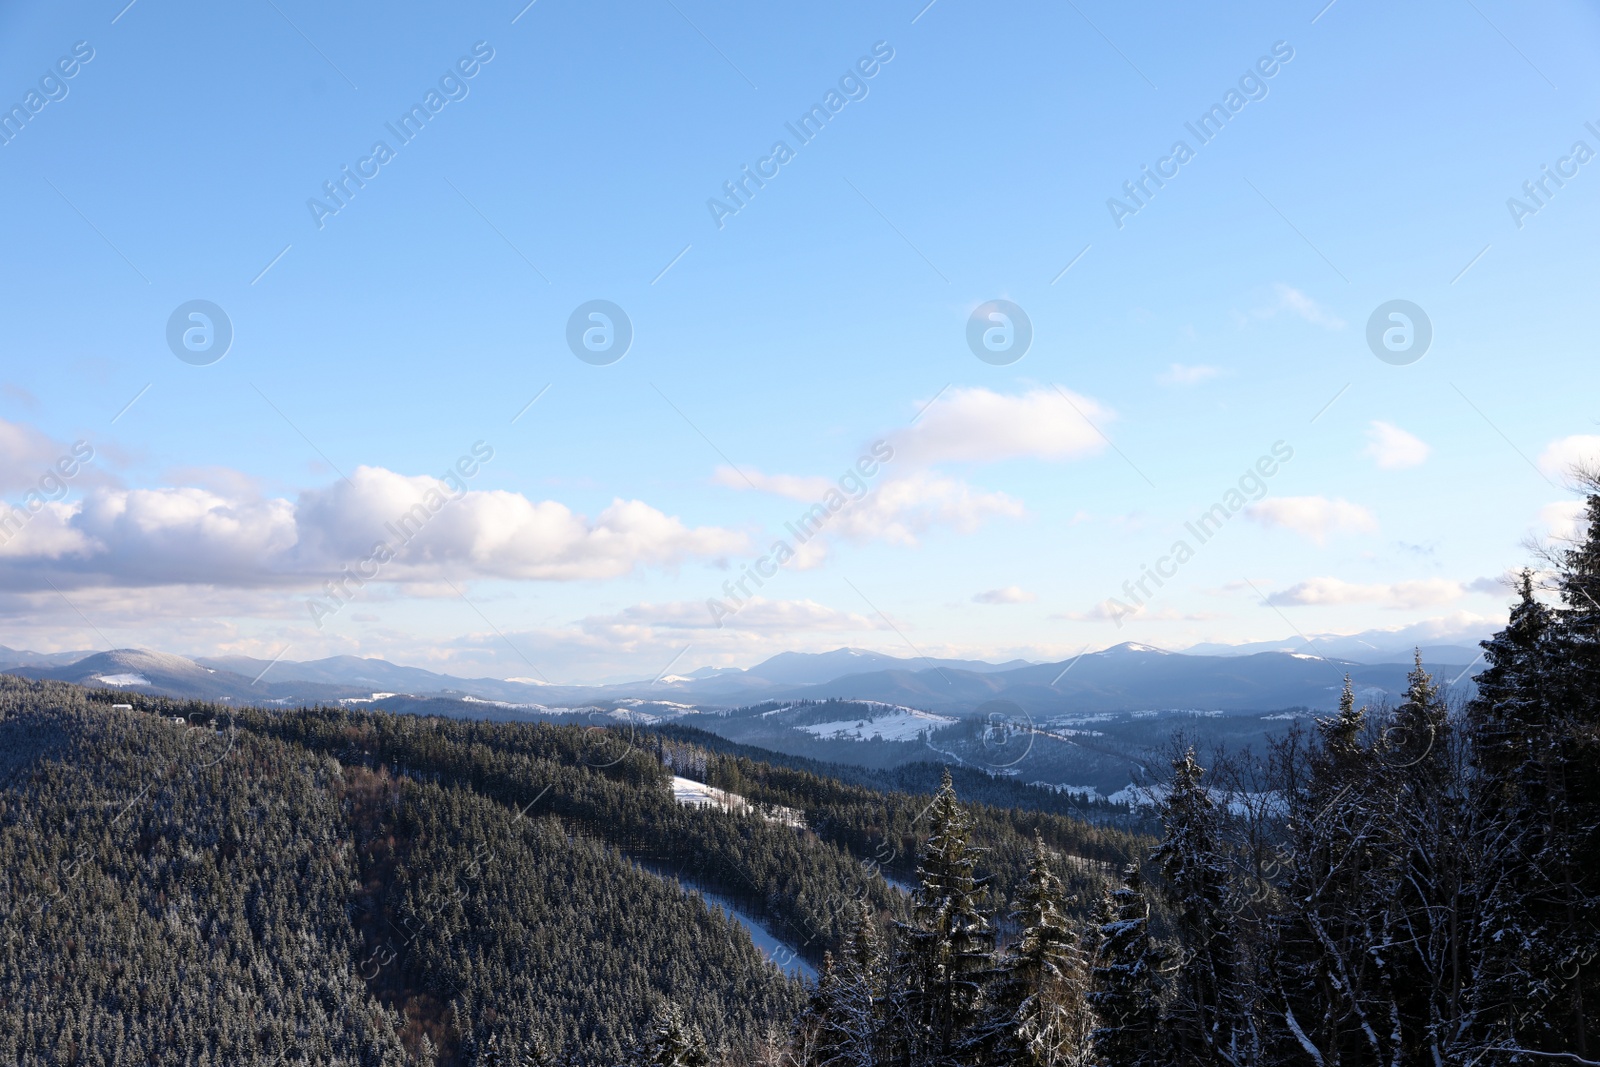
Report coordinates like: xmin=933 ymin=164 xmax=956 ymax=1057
xmin=0 ymin=636 xmax=1478 ymax=717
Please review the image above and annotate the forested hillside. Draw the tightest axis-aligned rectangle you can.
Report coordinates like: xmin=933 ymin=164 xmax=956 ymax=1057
xmin=0 ymin=672 xmax=1138 ymax=1065
xmin=0 ymin=679 xmax=815 ymax=1065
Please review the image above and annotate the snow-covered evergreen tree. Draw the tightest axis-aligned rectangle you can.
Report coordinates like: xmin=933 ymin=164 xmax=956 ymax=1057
xmin=641 ymin=1004 xmax=711 ymax=1067
xmin=1152 ymin=749 xmax=1250 ymax=1066
xmin=1088 ymin=865 xmax=1164 ymax=1067
xmin=979 ymin=832 xmax=1093 ymax=1067
xmin=887 ymin=769 xmax=996 ymax=1067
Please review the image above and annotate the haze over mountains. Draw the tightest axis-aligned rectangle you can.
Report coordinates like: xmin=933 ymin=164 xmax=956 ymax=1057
xmin=0 ymin=631 xmax=1479 ymax=715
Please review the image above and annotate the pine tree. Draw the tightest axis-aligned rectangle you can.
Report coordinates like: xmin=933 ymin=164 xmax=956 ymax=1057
xmin=1273 ymin=676 xmax=1385 ymax=1065
xmin=1465 ymin=570 xmax=1559 ymax=1060
xmin=1541 ymin=488 xmax=1600 ymax=1060
xmin=801 ymin=904 xmax=883 ymax=1067
xmin=888 ymin=770 xmax=996 ymax=1067
xmin=522 ymin=1031 xmax=556 ymax=1067
xmin=1088 ymin=865 xmax=1164 ymax=1067
xmin=1152 ymin=750 xmax=1248 ymax=1067
xmin=1480 ymin=482 xmax=1600 ymax=1062
xmin=1374 ymin=652 xmax=1466 ymax=1065
xmin=641 ymin=1004 xmax=712 ymax=1067
xmin=980 ymin=832 xmax=1092 ymax=1067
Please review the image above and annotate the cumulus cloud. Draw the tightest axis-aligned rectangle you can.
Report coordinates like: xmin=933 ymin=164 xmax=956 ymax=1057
xmin=1538 ymin=435 xmax=1600 ymax=479
xmin=891 ymin=386 xmax=1112 ymax=466
xmin=1364 ymin=421 xmax=1430 ymax=469
xmin=973 ymin=586 xmax=1036 ymax=604
xmin=1246 ymin=496 xmax=1378 ymax=544
xmin=1158 ymin=364 xmax=1223 ymax=386
xmin=0 ymin=464 xmax=747 ymax=589
xmin=1263 ymin=577 xmax=1463 ymax=609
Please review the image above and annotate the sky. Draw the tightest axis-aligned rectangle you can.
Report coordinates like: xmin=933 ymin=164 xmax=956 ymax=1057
xmin=1 ymin=0 xmax=1598 ymax=683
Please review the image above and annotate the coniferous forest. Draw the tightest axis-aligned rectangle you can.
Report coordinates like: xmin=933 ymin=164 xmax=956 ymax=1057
xmin=2 ymin=490 xmax=1599 ymax=1066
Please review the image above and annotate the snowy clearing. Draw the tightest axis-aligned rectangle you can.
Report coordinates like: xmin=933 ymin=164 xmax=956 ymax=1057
xmin=96 ymin=674 xmax=150 ymax=687
xmin=670 ymin=776 xmax=805 ymax=827
xmin=799 ymin=708 xmax=957 ymax=741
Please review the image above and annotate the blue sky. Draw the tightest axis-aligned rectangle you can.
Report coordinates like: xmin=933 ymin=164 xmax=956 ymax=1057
xmin=1 ymin=0 xmax=1597 ymax=682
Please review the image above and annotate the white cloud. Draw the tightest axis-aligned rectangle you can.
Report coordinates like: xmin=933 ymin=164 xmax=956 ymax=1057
xmin=1466 ymin=575 xmax=1512 ymax=596
xmin=832 ymin=472 xmax=1024 ymax=546
xmin=1246 ymin=496 xmax=1378 ymax=544
xmin=1364 ymin=421 xmax=1430 ymax=469
xmin=709 ymin=467 xmax=831 ymax=500
xmin=1264 ymin=577 xmax=1463 ymax=609
xmin=0 ymin=464 xmax=748 ymax=588
xmin=891 ymin=386 xmax=1112 ymax=466
xmin=973 ymin=586 xmax=1036 ymax=604
xmin=715 ymin=467 xmax=1024 ymax=550
xmin=1538 ymin=435 xmax=1600 ymax=479
xmin=1540 ymin=500 xmax=1587 ymax=540
xmin=0 ymin=419 xmax=84 ymax=493
xmin=1259 ymin=284 xmax=1345 ymax=329
xmin=1158 ymin=364 xmax=1223 ymax=387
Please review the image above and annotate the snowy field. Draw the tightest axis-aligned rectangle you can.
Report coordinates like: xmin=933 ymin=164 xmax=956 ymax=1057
xmin=798 ymin=707 xmax=957 ymax=741
xmin=670 ymin=776 xmax=804 ymax=827
xmin=95 ymin=674 xmax=150 ymax=687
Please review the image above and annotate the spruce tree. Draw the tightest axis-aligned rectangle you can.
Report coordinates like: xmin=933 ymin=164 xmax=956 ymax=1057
xmin=802 ymin=903 xmax=883 ymax=1067
xmin=1374 ymin=653 xmax=1465 ymax=1065
xmin=1152 ymin=749 xmax=1248 ymax=1067
xmin=980 ymin=832 xmax=1091 ymax=1067
xmin=1088 ymin=865 xmax=1164 ymax=1067
xmin=1543 ymin=488 xmax=1600 ymax=1060
xmin=641 ymin=1004 xmax=711 ymax=1067
xmin=889 ymin=770 xmax=996 ymax=1067
xmin=1465 ymin=570 xmax=1559 ymax=1060
xmin=1274 ymin=676 xmax=1385 ymax=1065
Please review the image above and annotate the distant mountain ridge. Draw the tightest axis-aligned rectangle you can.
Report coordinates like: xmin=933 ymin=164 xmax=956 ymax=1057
xmin=1 ymin=640 xmax=1477 ymax=716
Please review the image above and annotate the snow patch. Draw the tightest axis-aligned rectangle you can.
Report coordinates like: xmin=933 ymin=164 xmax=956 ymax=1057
xmin=799 ymin=708 xmax=958 ymax=742
xmin=96 ymin=674 xmax=150 ymax=687
xmin=670 ymin=776 xmax=804 ymax=827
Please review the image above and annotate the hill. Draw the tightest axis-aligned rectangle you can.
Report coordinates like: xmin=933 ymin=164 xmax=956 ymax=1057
xmin=0 ymin=674 xmax=1143 ymax=1065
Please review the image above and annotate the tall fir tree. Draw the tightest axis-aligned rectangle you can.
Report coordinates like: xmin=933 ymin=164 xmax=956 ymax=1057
xmin=1088 ymin=865 xmax=1165 ymax=1067
xmin=640 ymin=1004 xmax=712 ymax=1067
xmin=887 ymin=770 xmax=996 ymax=1067
xmin=1273 ymin=676 xmax=1389 ymax=1065
xmin=1375 ymin=653 xmax=1467 ymax=1065
xmin=1152 ymin=749 xmax=1251 ymax=1067
xmin=1465 ymin=570 xmax=1562 ymax=1061
xmin=979 ymin=831 xmax=1092 ymax=1067
xmin=1542 ymin=487 xmax=1600 ymax=1059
